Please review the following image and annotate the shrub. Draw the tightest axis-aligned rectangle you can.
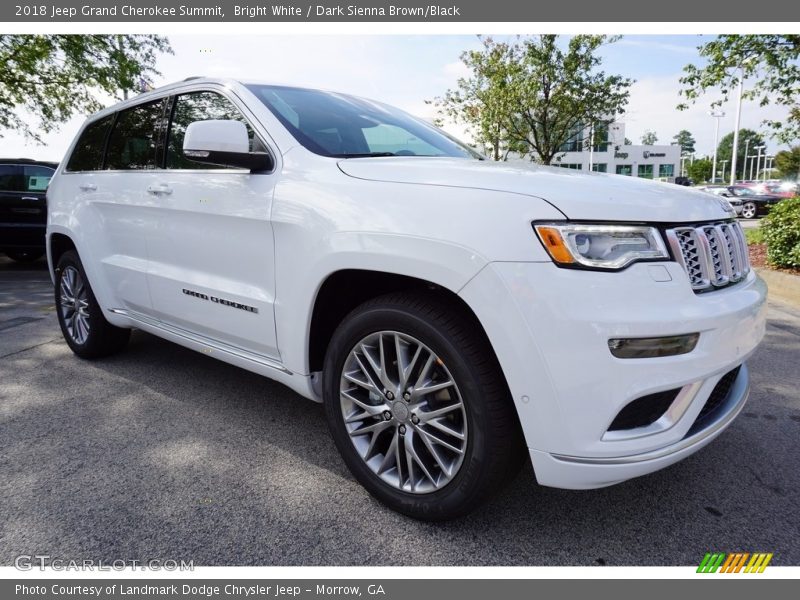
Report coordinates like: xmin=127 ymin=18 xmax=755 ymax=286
xmin=745 ymin=227 xmax=764 ymax=245
xmin=761 ymin=197 xmax=800 ymax=269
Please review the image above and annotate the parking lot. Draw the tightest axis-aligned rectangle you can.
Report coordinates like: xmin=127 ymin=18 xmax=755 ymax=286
xmin=1 ymin=255 xmax=798 ymax=566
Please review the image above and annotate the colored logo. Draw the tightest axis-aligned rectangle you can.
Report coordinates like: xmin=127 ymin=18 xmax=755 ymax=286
xmin=697 ymin=552 xmax=773 ymax=573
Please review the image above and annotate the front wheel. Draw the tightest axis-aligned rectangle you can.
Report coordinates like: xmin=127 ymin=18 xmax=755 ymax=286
xmin=323 ymin=291 xmax=525 ymax=521
xmin=55 ymin=250 xmax=131 ymax=359
xmin=741 ymin=202 xmax=757 ymax=219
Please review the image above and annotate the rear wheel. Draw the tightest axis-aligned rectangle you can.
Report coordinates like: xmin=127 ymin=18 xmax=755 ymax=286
xmin=6 ymin=250 xmax=44 ymax=262
xmin=55 ymin=250 xmax=130 ymax=359
xmin=741 ymin=202 xmax=757 ymax=219
xmin=323 ymin=291 xmax=525 ymax=521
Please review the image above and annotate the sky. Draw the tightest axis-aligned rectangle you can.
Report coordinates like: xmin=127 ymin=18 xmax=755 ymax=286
xmin=4 ymin=34 xmax=793 ymax=162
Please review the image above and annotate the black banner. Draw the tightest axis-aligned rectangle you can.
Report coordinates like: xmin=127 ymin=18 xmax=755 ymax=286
xmin=3 ymin=0 xmax=800 ymax=22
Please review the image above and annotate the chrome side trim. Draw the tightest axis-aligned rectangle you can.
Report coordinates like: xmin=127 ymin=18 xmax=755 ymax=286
xmin=108 ymin=307 xmax=292 ymax=375
xmin=601 ymin=380 xmax=704 ymax=442
xmin=553 ymin=364 xmax=749 ymax=465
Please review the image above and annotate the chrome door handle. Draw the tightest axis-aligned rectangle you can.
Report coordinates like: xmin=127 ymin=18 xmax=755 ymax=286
xmin=21 ymin=196 xmax=40 ymax=201
xmin=79 ymin=183 xmax=97 ymax=191
xmin=147 ymin=184 xmax=173 ymax=195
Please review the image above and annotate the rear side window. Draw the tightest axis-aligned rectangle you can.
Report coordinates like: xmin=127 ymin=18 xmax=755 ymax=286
xmin=23 ymin=165 xmax=55 ymax=192
xmin=66 ymin=115 xmax=113 ymax=172
xmin=105 ymin=99 xmax=166 ymax=170
xmin=166 ymin=91 xmax=258 ymax=169
xmin=0 ymin=165 xmax=21 ymax=191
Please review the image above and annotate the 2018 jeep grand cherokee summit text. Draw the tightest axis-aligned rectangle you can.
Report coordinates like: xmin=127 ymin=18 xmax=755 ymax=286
xmin=46 ymin=78 xmax=767 ymax=520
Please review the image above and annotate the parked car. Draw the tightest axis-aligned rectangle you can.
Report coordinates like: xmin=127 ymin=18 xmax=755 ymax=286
xmin=697 ymin=184 xmax=782 ymax=219
xmin=0 ymin=158 xmax=58 ymax=261
xmin=46 ymin=79 xmax=767 ymax=520
xmin=696 ymin=185 xmax=744 ymax=216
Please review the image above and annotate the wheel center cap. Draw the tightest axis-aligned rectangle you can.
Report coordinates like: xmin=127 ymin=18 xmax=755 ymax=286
xmin=392 ymin=401 xmax=409 ymax=422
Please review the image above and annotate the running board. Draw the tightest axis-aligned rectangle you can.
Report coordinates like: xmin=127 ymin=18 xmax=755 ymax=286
xmin=107 ymin=307 xmax=292 ymax=375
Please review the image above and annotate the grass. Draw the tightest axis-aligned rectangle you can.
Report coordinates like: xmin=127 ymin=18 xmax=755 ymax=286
xmin=745 ymin=227 xmax=765 ymax=245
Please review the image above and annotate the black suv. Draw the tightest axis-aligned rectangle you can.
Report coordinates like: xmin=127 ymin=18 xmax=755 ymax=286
xmin=0 ymin=158 xmax=58 ymax=262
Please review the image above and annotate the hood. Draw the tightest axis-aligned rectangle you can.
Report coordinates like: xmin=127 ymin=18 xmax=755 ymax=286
xmin=338 ymin=157 xmax=732 ymax=223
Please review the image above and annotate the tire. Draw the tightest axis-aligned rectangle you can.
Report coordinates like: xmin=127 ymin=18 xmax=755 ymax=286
xmin=54 ymin=250 xmax=130 ymax=359
xmin=6 ymin=250 xmax=44 ymax=262
xmin=323 ymin=291 xmax=525 ymax=521
xmin=741 ymin=202 xmax=757 ymax=219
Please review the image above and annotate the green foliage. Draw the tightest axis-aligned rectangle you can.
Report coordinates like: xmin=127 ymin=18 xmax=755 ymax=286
xmin=774 ymin=146 xmax=800 ymax=180
xmin=761 ymin=197 xmax=800 ymax=268
xmin=678 ymin=35 xmax=800 ymax=145
xmin=672 ymin=129 xmax=696 ymax=153
xmin=640 ymin=130 xmax=658 ymax=145
xmin=430 ymin=35 xmax=633 ymax=164
xmin=0 ymin=34 xmax=172 ymax=142
xmin=624 ymin=137 xmax=632 ymax=145
xmin=715 ymin=129 xmax=765 ymax=180
xmin=745 ymin=227 xmax=765 ymax=245
xmin=687 ymin=157 xmax=713 ymax=182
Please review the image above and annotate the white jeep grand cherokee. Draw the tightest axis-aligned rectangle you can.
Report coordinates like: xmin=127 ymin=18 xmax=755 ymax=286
xmin=47 ymin=78 xmax=767 ymax=520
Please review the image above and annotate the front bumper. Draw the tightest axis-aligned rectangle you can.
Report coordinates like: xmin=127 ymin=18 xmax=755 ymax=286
xmin=459 ymin=260 xmax=767 ymax=489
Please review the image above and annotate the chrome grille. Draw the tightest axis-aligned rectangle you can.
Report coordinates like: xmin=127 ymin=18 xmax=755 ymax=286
xmin=666 ymin=221 xmax=750 ymax=292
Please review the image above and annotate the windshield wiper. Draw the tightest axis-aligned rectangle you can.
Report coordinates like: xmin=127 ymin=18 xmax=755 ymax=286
xmin=332 ymin=152 xmax=397 ymax=158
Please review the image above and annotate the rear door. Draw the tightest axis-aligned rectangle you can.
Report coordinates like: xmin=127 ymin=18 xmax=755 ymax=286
xmin=142 ymin=89 xmax=280 ymax=359
xmin=0 ymin=163 xmax=53 ymax=251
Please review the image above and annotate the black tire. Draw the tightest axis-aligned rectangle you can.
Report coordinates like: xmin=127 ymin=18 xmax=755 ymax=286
xmin=323 ymin=291 xmax=525 ymax=521
xmin=54 ymin=250 xmax=130 ymax=359
xmin=6 ymin=250 xmax=44 ymax=262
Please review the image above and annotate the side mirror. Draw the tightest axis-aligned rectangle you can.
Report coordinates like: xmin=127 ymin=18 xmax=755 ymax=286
xmin=721 ymin=192 xmax=731 ymax=197
xmin=183 ymin=120 xmax=273 ymax=172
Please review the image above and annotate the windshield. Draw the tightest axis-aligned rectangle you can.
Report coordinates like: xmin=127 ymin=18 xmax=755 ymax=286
xmin=730 ymin=187 xmax=759 ymax=197
xmin=246 ymin=84 xmax=481 ymax=159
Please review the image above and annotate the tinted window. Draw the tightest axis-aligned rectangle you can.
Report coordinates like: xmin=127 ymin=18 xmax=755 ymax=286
xmin=105 ymin=100 xmax=166 ymax=170
xmin=23 ymin=165 xmax=55 ymax=192
xmin=66 ymin=115 xmax=113 ymax=172
xmin=166 ymin=91 xmax=259 ymax=169
xmin=0 ymin=165 xmax=21 ymax=192
xmin=246 ymin=84 xmax=479 ymax=159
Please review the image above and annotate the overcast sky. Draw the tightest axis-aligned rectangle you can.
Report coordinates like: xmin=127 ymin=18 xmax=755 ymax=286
xmin=4 ymin=34 xmax=792 ymax=162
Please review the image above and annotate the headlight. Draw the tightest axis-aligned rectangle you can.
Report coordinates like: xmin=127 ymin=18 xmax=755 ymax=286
xmin=534 ymin=223 xmax=669 ymax=270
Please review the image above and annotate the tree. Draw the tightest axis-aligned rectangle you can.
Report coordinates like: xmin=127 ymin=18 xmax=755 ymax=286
xmin=678 ymin=35 xmax=800 ymax=145
xmin=687 ymin=157 xmax=713 ymax=183
xmin=715 ymin=128 xmax=765 ymax=180
xmin=624 ymin=137 xmax=632 ymax=145
xmin=672 ymin=129 xmax=696 ymax=153
xmin=0 ymin=35 xmax=172 ymax=142
xmin=430 ymin=35 xmax=633 ymax=164
xmin=640 ymin=130 xmax=658 ymax=145
xmin=775 ymin=147 xmax=800 ymax=180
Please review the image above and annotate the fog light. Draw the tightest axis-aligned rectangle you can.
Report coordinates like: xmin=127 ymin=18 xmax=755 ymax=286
xmin=608 ymin=333 xmax=699 ymax=359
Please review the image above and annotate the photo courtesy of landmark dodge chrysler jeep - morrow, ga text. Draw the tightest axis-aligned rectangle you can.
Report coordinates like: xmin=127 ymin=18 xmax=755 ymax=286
xmin=46 ymin=78 xmax=767 ymax=520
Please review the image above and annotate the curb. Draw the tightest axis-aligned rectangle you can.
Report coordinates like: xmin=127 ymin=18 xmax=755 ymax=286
xmin=756 ymin=267 xmax=800 ymax=307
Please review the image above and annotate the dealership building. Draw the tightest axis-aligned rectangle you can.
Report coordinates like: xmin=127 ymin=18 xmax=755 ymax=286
xmin=521 ymin=122 xmax=681 ymax=181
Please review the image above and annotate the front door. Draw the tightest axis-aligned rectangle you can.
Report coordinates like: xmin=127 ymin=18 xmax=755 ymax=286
xmin=142 ymin=90 xmax=280 ymax=360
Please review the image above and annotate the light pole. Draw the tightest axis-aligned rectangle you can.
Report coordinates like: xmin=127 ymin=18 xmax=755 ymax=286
xmin=729 ymin=67 xmax=746 ymax=185
xmin=710 ymin=109 xmax=725 ymax=183
xmin=720 ymin=159 xmax=729 ymax=182
xmin=754 ymin=145 xmax=766 ymax=181
xmin=743 ymin=138 xmax=750 ymax=180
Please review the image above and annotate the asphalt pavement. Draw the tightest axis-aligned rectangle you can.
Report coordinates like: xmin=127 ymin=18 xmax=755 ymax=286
xmin=1 ymin=255 xmax=798 ymax=566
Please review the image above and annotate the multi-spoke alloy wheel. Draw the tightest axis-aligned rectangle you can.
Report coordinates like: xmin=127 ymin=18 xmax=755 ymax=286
xmin=54 ymin=250 xmax=130 ymax=359
xmin=324 ymin=292 xmax=525 ymax=520
xmin=742 ymin=202 xmax=757 ymax=219
xmin=59 ymin=265 xmax=91 ymax=344
xmin=340 ymin=331 xmax=467 ymax=494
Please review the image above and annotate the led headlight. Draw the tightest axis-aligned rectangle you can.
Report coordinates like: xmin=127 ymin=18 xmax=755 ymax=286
xmin=534 ymin=223 xmax=669 ymax=270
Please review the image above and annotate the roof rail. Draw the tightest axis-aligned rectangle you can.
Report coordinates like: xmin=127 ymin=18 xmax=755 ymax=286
xmin=183 ymin=76 xmax=205 ymax=81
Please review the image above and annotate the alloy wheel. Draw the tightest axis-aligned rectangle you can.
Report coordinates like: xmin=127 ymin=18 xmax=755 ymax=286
xmin=59 ymin=266 xmax=91 ymax=344
xmin=742 ymin=202 xmax=756 ymax=219
xmin=339 ymin=330 xmax=468 ymax=494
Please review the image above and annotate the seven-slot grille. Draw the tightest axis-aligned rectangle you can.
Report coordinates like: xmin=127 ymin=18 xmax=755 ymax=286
xmin=666 ymin=221 xmax=750 ymax=292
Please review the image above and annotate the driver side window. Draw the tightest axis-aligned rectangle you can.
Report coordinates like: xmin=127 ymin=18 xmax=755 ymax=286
xmin=166 ymin=91 xmax=262 ymax=169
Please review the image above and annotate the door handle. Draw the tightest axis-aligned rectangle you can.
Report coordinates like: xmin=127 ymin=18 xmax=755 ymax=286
xmin=147 ymin=184 xmax=173 ymax=195
xmin=79 ymin=183 xmax=97 ymax=192
xmin=21 ymin=196 xmax=40 ymax=201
